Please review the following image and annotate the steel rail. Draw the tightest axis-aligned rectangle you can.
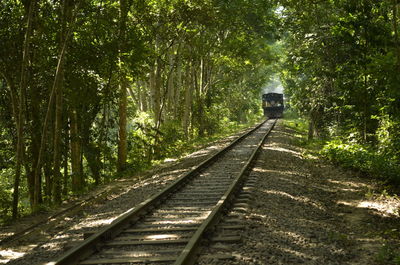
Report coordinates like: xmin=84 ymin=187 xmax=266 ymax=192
xmin=45 ymin=119 xmax=268 ymax=265
xmin=174 ymin=119 xmax=276 ymax=265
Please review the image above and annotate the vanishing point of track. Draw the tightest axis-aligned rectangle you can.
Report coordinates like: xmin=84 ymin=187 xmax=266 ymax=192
xmin=46 ymin=119 xmax=277 ymax=265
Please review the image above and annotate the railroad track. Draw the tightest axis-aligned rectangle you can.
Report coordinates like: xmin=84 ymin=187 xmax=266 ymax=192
xmin=46 ymin=119 xmax=276 ymax=265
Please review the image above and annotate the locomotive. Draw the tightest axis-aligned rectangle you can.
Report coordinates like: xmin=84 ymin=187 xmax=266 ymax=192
xmin=262 ymin=93 xmax=284 ymax=118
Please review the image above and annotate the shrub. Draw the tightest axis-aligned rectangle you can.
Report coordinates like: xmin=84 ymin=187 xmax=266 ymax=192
xmin=321 ymin=139 xmax=400 ymax=185
xmin=0 ymin=168 xmax=13 ymax=223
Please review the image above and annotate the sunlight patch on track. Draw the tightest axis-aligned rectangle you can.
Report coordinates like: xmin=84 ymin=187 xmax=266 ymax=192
xmin=264 ymin=145 xmax=302 ymax=157
xmin=337 ymin=199 xmax=400 ymax=217
xmin=262 ymin=189 xmax=326 ymax=211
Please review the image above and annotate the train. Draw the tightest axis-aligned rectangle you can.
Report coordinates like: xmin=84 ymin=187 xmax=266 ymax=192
xmin=262 ymin=93 xmax=284 ymax=118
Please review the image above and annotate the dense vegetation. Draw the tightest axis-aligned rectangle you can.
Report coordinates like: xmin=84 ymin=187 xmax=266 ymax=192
xmin=280 ymin=1 xmax=400 ymax=186
xmin=2 ymin=0 xmax=400 ymax=223
xmin=0 ymin=0 xmax=279 ymax=222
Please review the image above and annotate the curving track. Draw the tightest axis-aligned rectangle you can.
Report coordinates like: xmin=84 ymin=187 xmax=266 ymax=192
xmin=46 ymin=119 xmax=276 ymax=265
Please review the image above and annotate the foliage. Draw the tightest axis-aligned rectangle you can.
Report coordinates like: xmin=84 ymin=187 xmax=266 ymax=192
xmin=0 ymin=0 xmax=280 ymax=220
xmin=0 ymin=168 xmax=13 ymax=224
xmin=281 ymin=0 xmax=400 ymax=138
xmin=322 ymin=139 xmax=400 ymax=185
xmin=280 ymin=0 xmax=400 ymax=187
xmin=282 ymin=109 xmax=309 ymax=133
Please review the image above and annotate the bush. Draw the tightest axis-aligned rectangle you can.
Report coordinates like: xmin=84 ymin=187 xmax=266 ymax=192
xmin=0 ymin=168 xmax=13 ymax=223
xmin=321 ymin=139 xmax=400 ymax=185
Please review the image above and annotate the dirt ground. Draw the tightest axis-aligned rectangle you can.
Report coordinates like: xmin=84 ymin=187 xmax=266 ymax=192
xmin=1 ymin=120 xmax=399 ymax=264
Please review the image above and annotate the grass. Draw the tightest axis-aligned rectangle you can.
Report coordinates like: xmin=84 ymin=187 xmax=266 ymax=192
xmin=282 ymin=110 xmax=309 ymax=133
xmin=282 ymin=110 xmax=325 ymax=159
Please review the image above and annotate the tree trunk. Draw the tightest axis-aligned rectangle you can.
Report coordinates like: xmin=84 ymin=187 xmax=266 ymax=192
xmin=175 ymin=52 xmax=182 ymax=118
xmin=149 ymin=64 xmax=156 ymax=116
xmin=3 ymin=75 xmax=18 ymax=138
xmin=117 ymin=0 xmax=128 ymax=172
xmin=118 ymin=81 xmax=128 ymax=171
xmin=198 ymin=58 xmax=205 ymax=137
xmin=44 ymin=153 xmax=53 ymax=202
xmin=70 ymin=108 xmax=83 ymax=192
xmin=137 ymin=81 xmax=144 ymax=112
xmin=53 ymin=0 xmax=70 ymax=204
xmin=151 ymin=59 xmax=162 ymax=124
xmin=33 ymin=50 xmax=61 ymax=208
xmin=140 ymin=81 xmax=148 ymax=112
xmin=167 ymin=50 xmax=175 ymax=117
xmin=84 ymin=143 xmax=101 ymax=185
xmin=13 ymin=0 xmax=37 ymax=218
xmin=308 ymin=119 xmax=314 ymax=140
xmin=393 ymin=0 xmax=400 ymax=71
xmin=32 ymin=0 xmax=74 ymax=209
xmin=3 ymin=75 xmax=20 ymax=217
xmin=182 ymin=61 xmax=193 ymax=139
xmin=52 ymin=76 xmax=63 ymax=204
xmin=308 ymin=107 xmax=319 ymax=140
xmin=62 ymin=123 xmax=69 ymax=196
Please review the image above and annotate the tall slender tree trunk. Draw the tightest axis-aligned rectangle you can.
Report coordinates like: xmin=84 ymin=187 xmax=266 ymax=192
xmin=308 ymin=106 xmax=320 ymax=140
xmin=152 ymin=59 xmax=162 ymax=124
xmin=167 ymin=49 xmax=175 ymax=117
xmin=175 ymin=52 xmax=182 ymax=118
xmin=44 ymin=151 xmax=53 ymax=202
xmin=118 ymin=81 xmax=128 ymax=171
xmin=393 ymin=0 xmax=400 ymax=71
xmin=53 ymin=0 xmax=71 ymax=204
xmin=3 ymin=75 xmax=18 ymax=136
xmin=62 ymin=123 xmax=69 ymax=196
xmin=117 ymin=0 xmax=128 ymax=172
xmin=33 ymin=1 xmax=75 ymax=209
xmin=137 ymin=81 xmax=144 ymax=112
xmin=13 ymin=0 xmax=37 ymax=218
xmin=308 ymin=119 xmax=314 ymax=140
xmin=34 ymin=41 xmax=65 ymax=208
xmin=140 ymin=81 xmax=148 ymax=112
xmin=53 ymin=76 xmax=63 ymax=203
xmin=198 ymin=58 xmax=206 ymax=137
xmin=183 ymin=61 xmax=193 ymax=139
xmin=4 ymin=75 xmax=19 ymax=215
xmin=29 ymin=82 xmax=41 ymax=207
xmin=70 ymin=108 xmax=82 ymax=192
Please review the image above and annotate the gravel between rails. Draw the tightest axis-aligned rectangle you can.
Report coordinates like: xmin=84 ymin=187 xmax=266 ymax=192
xmin=196 ymin=120 xmax=400 ymax=265
xmin=0 ymin=125 xmax=256 ymax=265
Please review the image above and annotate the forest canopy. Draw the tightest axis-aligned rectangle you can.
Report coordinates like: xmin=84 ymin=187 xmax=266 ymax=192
xmin=0 ymin=0 xmax=279 ymax=221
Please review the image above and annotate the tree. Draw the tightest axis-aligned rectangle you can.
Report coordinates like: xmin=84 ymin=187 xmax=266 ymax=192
xmin=0 ymin=0 xmax=279 ymax=220
xmin=280 ymin=0 xmax=400 ymax=157
xmin=13 ymin=0 xmax=37 ymax=218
